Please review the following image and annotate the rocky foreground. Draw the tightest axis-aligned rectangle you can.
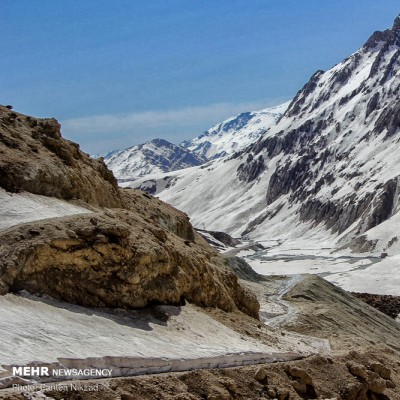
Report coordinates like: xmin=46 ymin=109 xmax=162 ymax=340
xmin=0 ymin=106 xmax=399 ymax=400
xmin=7 ymin=347 xmax=397 ymax=400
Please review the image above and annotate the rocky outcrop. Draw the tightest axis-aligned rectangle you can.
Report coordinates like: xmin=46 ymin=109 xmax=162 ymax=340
xmin=284 ymin=70 xmax=324 ymax=118
xmin=237 ymin=154 xmax=265 ymax=183
xmin=0 ymin=106 xmax=122 ymax=207
xmin=0 ymin=189 xmax=259 ymax=318
xmin=363 ymin=15 xmax=400 ymax=49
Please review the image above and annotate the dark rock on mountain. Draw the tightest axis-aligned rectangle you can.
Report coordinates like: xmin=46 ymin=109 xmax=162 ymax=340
xmin=364 ymin=15 xmax=400 ymax=49
xmin=237 ymin=154 xmax=265 ymax=183
xmin=284 ymin=70 xmax=324 ymax=118
xmin=374 ymin=97 xmax=400 ymax=138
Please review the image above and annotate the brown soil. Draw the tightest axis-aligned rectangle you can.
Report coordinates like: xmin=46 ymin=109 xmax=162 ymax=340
xmin=352 ymin=292 xmax=400 ymax=319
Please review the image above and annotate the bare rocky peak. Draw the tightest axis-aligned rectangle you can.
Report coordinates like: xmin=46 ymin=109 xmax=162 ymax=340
xmin=364 ymin=15 xmax=400 ymax=49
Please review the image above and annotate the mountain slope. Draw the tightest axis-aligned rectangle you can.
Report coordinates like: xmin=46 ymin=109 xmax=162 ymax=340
xmin=181 ymin=102 xmax=290 ymax=160
xmin=133 ymin=16 xmax=400 ymax=259
xmin=104 ymin=138 xmax=207 ymax=180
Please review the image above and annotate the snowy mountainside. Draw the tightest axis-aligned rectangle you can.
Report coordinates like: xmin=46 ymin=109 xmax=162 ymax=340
xmin=132 ymin=16 xmax=400 ymax=256
xmin=181 ymin=102 xmax=290 ymax=160
xmin=104 ymin=138 xmax=207 ymax=180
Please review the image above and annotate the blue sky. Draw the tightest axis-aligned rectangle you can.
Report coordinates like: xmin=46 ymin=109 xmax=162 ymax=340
xmin=1 ymin=1 xmax=399 ymax=153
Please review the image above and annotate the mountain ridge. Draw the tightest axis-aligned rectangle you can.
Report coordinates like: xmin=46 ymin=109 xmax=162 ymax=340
xmin=131 ymin=15 xmax=400 ymax=261
xmin=104 ymin=138 xmax=207 ymax=180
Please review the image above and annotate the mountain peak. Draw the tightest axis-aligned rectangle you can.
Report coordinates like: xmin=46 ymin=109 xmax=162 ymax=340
xmin=392 ymin=15 xmax=400 ymax=32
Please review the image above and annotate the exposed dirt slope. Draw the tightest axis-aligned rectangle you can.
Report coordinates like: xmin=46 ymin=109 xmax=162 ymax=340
xmin=281 ymin=275 xmax=400 ymax=353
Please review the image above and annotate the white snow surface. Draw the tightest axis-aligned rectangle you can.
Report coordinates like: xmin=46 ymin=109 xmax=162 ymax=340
xmin=104 ymin=138 xmax=206 ymax=181
xmin=0 ymin=293 xmax=327 ymax=387
xmin=0 ymin=189 xmax=91 ymax=231
xmin=181 ymin=102 xmax=290 ymax=160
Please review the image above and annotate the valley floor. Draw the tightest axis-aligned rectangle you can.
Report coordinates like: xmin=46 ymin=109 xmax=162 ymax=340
xmin=227 ymin=238 xmax=400 ymax=296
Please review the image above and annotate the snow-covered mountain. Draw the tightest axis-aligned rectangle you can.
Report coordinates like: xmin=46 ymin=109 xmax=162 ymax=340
xmin=104 ymin=138 xmax=207 ymax=180
xmin=132 ymin=16 xmax=400 ymax=258
xmin=181 ymin=102 xmax=290 ymax=160
xmin=104 ymin=103 xmax=288 ymax=181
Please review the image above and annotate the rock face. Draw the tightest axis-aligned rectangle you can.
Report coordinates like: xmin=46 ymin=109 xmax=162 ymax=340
xmin=0 ymin=188 xmax=259 ymax=318
xmin=0 ymin=106 xmax=122 ymax=208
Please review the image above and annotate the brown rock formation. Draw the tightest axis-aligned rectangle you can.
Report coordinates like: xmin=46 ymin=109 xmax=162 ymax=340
xmin=0 ymin=189 xmax=259 ymax=318
xmin=0 ymin=105 xmax=122 ymax=208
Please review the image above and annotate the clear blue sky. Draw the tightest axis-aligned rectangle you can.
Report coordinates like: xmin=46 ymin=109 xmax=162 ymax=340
xmin=1 ymin=1 xmax=399 ymax=153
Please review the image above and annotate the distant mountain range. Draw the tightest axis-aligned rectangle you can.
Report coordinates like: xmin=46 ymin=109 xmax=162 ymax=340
xmin=102 ymin=103 xmax=289 ymax=180
xmin=103 ymin=138 xmax=207 ymax=180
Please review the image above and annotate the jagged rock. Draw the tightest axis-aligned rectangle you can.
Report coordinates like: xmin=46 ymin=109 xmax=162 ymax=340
xmin=237 ymin=154 xmax=265 ymax=183
xmin=0 ymin=106 xmax=122 ymax=208
xmin=374 ymin=98 xmax=400 ymax=138
xmin=285 ymin=70 xmax=324 ymax=117
xmin=366 ymin=92 xmax=380 ymax=118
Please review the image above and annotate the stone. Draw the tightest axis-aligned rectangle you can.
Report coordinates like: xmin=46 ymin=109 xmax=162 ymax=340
xmin=287 ymin=367 xmax=313 ymax=385
xmin=370 ymin=363 xmax=391 ymax=380
xmin=254 ymin=367 xmax=268 ymax=382
xmin=347 ymin=362 xmax=368 ymax=379
xmin=368 ymin=377 xmax=387 ymax=394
